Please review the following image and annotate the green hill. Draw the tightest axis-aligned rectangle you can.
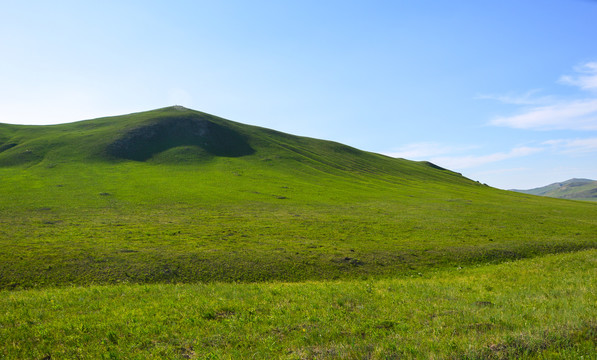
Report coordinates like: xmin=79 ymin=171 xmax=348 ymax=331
xmin=511 ymin=178 xmax=597 ymax=201
xmin=1 ymin=106 xmax=596 ymax=358
xmin=0 ymin=106 xmax=463 ymax=182
xmin=0 ymin=106 xmax=596 ymax=289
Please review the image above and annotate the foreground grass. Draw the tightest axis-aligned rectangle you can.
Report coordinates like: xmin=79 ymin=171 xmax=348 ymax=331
xmin=1 ymin=249 xmax=595 ymax=359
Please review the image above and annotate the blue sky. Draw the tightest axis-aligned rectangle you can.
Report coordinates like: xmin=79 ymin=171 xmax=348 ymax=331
xmin=1 ymin=0 xmax=596 ymax=189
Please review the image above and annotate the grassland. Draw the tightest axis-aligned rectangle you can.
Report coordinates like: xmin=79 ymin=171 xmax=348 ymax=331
xmin=0 ymin=106 xmax=596 ymax=357
xmin=1 ymin=250 xmax=595 ymax=359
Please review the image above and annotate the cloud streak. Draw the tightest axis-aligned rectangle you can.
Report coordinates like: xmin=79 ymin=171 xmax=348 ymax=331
xmin=383 ymin=142 xmax=477 ymax=159
xmin=476 ymin=90 xmax=553 ymax=106
xmin=488 ymin=62 xmax=597 ymax=131
xmin=543 ymin=136 xmax=597 ymax=154
xmin=387 ymin=135 xmax=597 ymax=171
xmin=559 ymin=62 xmax=597 ymax=91
xmin=490 ymin=98 xmax=597 ymax=130
xmin=385 ymin=143 xmax=544 ymax=170
xmin=430 ymin=146 xmax=544 ymax=170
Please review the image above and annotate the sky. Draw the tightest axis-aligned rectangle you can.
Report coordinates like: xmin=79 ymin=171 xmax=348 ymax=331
xmin=1 ymin=0 xmax=596 ymax=189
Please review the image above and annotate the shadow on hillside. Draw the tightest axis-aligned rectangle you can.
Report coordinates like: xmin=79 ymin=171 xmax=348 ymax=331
xmin=106 ymin=115 xmax=254 ymax=161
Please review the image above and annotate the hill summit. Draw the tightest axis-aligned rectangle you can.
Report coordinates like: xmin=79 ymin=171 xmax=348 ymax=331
xmin=0 ymin=106 xmax=466 ymax=184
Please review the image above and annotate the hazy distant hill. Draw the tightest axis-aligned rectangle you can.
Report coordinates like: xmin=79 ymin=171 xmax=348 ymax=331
xmin=511 ymin=178 xmax=597 ymax=201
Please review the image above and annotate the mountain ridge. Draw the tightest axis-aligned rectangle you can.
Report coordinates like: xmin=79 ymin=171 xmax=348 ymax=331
xmin=511 ymin=178 xmax=597 ymax=201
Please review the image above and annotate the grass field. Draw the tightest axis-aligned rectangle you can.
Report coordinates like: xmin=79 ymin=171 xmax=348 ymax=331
xmin=1 ymin=107 xmax=596 ymax=358
xmin=1 ymin=250 xmax=595 ymax=359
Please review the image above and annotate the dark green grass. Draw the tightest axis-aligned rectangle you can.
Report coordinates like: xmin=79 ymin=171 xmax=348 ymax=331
xmin=1 ymin=249 xmax=595 ymax=359
xmin=1 ymin=107 xmax=596 ymax=289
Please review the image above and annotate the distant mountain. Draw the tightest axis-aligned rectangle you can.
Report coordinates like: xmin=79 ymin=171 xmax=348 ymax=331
xmin=511 ymin=178 xmax=597 ymax=201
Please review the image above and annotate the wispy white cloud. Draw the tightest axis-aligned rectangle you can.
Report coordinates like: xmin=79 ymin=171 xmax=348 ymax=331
xmin=430 ymin=146 xmax=544 ymax=170
xmin=472 ymin=167 xmax=531 ymax=176
xmin=382 ymin=142 xmax=477 ymax=159
xmin=559 ymin=62 xmax=597 ymax=91
xmin=543 ymin=137 xmax=597 ymax=154
xmin=476 ymin=89 xmax=553 ymax=105
xmin=385 ymin=143 xmax=543 ymax=170
xmin=385 ymin=136 xmax=596 ymax=173
xmin=490 ymin=98 xmax=597 ymax=130
xmin=488 ymin=62 xmax=597 ymax=131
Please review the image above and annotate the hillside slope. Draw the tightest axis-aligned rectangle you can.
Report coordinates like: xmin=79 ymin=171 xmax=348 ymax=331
xmin=0 ymin=106 xmax=466 ymax=183
xmin=0 ymin=106 xmax=596 ymax=289
xmin=511 ymin=178 xmax=597 ymax=201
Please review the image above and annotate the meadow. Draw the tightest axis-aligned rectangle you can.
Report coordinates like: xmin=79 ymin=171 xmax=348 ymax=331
xmin=0 ymin=107 xmax=595 ymax=358
xmin=1 ymin=250 xmax=595 ymax=359
xmin=1 ymin=159 xmax=595 ymax=289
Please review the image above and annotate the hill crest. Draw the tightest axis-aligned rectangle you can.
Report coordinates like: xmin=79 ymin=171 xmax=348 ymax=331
xmin=0 ymin=106 xmax=471 ymax=185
